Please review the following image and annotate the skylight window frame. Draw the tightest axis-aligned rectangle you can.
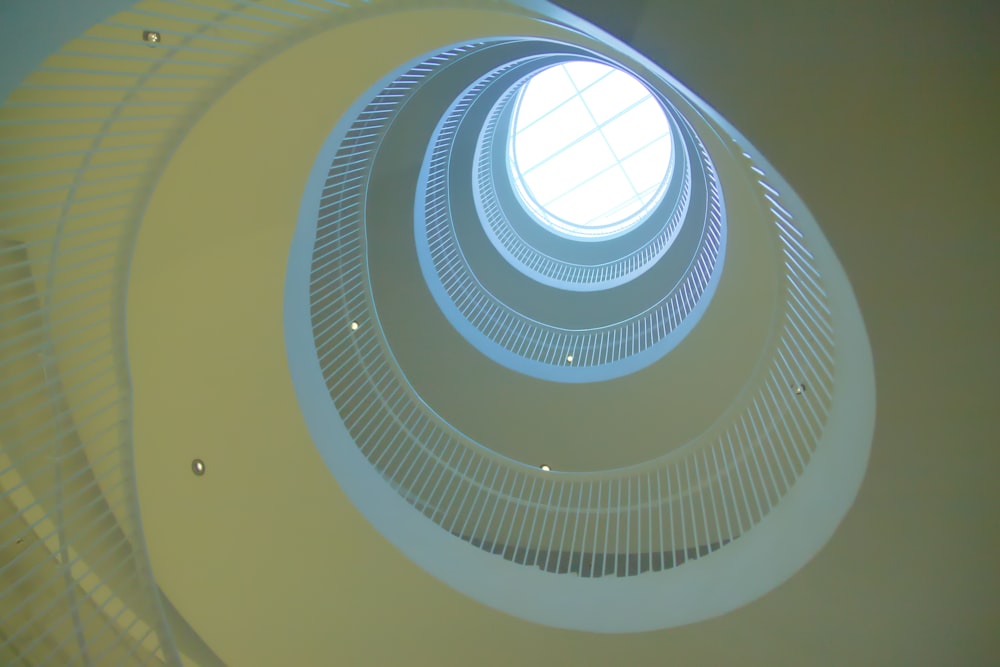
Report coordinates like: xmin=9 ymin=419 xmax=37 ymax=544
xmin=506 ymin=61 xmax=675 ymax=241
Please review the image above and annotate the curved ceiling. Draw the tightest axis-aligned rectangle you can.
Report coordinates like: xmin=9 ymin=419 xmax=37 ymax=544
xmin=108 ymin=1 xmax=1000 ymax=665
xmin=362 ymin=54 xmax=777 ymax=469
xmin=127 ymin=0 xmax=814 ymax=652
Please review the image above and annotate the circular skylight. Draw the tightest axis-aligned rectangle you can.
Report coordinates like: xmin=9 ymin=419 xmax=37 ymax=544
xmin=508 ymin=61 xmax=673 ymax=239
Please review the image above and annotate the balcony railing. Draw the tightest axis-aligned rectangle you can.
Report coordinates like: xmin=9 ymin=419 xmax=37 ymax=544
xmin=0 ymin=1 xmax=403 ymax=664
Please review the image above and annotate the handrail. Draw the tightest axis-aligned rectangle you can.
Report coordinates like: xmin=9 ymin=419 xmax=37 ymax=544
xmin=0 ymin=1 xmax=411 ymax=664
xmin=422 ymin=62 xmax=720 ymax=371
xmin=307 ymin=39 xmax=836 ymax=580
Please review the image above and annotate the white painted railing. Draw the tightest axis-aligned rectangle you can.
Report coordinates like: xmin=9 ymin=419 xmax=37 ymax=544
xmin=308 ymin=42 xmax=835 ymax=579
xmin=0 ymin=1 xmax=398 ymax=664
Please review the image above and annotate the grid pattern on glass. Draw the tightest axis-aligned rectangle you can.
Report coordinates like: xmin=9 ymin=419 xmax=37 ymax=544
xmin=508 ymin=61 xmax=673 ymax=239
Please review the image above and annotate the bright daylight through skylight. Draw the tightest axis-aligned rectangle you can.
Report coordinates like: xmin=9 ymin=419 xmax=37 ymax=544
xmin=508 ymin=61 xmax=673 ymax=239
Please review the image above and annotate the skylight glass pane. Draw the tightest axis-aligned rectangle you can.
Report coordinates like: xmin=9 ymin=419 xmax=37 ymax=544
xmin=579 ymin=75 xmax=648 ymax=125
xmin=508 ymin=61 xmax=673 ymax=239
xmin=527 ymin=133 xmax=617 ymax=203
xmin=547 ymin=168 xmax=637 ymax=224
xmin=513 ymin=97 xmax=594 ymax=172
xmin=513 ymin=67 xmax=577 ymax=130
xmin=600 ymin=100 xmax=671 ymax=159
xmin=563 ymin=60 xmax=614 ymax=90
xmin=621 ymin=138 xmax=673 ymax=194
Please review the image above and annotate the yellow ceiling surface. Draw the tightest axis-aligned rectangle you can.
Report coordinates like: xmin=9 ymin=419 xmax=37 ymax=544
xmin=10 ymin=0 xmax=995 ymax=665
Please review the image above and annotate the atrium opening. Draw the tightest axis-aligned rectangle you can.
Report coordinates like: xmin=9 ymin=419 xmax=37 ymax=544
xmin=507 ymin=61 xmax=674 ymax=239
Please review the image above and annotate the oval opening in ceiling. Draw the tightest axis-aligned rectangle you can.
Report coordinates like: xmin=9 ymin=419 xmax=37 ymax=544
xmin=507 ymin=61 xmax=674 ymax=240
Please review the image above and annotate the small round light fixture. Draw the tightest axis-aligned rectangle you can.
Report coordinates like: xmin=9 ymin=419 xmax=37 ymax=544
xmin=350 ymin=321 xmax=360 ymax=331
xmin=565 ymin=354 xmax=573 ymax=364
xmin=540 ymin=464 xmax=551 ymax=472
xmin=794 ymin=383 xmax=807 ymax=396
xmin=142 ymin=30 xmax=161 ymax=45
xmin=191 ymin=458 xmax=206 ymax=476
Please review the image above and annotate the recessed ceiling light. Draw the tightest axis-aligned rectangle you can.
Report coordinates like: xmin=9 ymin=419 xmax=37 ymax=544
xmin=565 ymin=354 xmax=573 ymax=363
xmin=142 ymin=30 xmax=161 ymax=44
xmin=191 ymin=459 xmax=206 ymax=476
xmin=794 ymin=383 xmax=807 ymax=395
xmin=540 ymin=464 xmax=551 ymax=471
xmin=350 ymin=321 xmax=359 ymax=331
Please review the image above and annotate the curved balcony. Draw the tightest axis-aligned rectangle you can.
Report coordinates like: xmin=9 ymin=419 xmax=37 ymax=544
xmin=1 ymin=0 xmax=875 ymax=658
